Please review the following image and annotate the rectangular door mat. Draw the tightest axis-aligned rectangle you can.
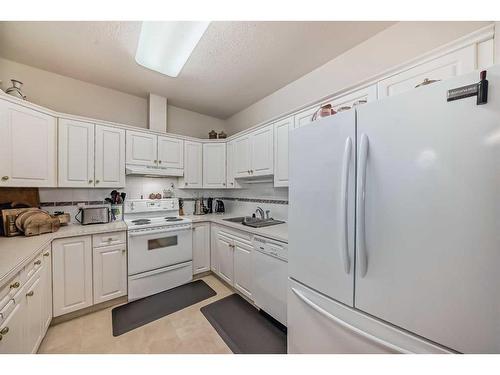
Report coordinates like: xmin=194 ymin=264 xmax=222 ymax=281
xmin=112 ymin=280 xmax=216 ymax=336
xmin=201 ymin=293 xmax=287 ymax=354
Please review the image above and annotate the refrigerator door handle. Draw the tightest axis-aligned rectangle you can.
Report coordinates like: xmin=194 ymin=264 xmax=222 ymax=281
xmin=357 ymin=133 xmax=369 ymax=277
xmin=291 ymin=287 xmax=410 ymax=353
xmin=340 ymin=136 xmax=352 ymax=274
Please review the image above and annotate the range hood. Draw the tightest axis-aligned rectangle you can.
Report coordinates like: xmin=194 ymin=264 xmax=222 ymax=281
xmin=125 ymin=164 xmax=183 ymax=178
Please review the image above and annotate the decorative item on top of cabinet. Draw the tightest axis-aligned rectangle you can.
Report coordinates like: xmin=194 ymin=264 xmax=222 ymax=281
xmin=311 ymin=104 xmax=336 ymax=121
xmin=208 ymin=130 xmax=217 ymax=139
xmin=218 ymin=131 xmax=227 ymax=139
xmin=5 ymin=79 xmax=26 ymax=100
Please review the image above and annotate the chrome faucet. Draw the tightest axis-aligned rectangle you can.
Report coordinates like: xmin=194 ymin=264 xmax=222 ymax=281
xmin=255 ymin=206 xmax=265 ymax=220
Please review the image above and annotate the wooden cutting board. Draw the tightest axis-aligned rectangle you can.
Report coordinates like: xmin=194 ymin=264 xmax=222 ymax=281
xmin=0 ymin=187 xmax=40 ymax=207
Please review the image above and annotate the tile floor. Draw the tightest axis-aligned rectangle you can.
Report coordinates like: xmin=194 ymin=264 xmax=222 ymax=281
xmin=38 ymin=275 xmax=233 ymax=354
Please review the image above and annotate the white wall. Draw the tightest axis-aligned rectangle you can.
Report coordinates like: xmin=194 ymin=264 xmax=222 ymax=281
xmin=0 ymin=57 xmax=226 ymax=138
xmin=226 ymin=21 xmax=492 ymax=134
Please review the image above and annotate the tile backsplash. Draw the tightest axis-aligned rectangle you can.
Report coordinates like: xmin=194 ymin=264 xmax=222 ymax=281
xmin=39 ymin=176 xmax=289 ymax=221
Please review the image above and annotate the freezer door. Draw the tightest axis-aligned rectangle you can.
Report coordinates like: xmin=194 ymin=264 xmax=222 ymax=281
xmin=287 ymin=278 xmax=450 ymax=354
xmin=289 ymin=111 xmax=355 ymax=306
xmin=355 ymin=66 xmax=500 ymax=353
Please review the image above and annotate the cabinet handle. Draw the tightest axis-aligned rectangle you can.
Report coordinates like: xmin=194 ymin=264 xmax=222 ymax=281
xmin=415 ymin=78 xmax=441 ymax=88
xmin=247 ymin=170 xmax=250 ymax=174
xmin=43 ymin=252 xmax=50 ymax=257
xmin=34 ymin=260 xmax=41 ymax=265
xmin=154 ymin=160 xmax=158 ymax=164
xmin=26 ymin=291 xmax=34 ymax=297
xmin=1 ymin=176 xmax=8 ymax=181
xmin=223 ymin=182 xmax=226 ymax=186
xmin=122 ymin=249 xmax=126 ymax=253
xmin=230 ymin=182 xmax=234 ymax=185
xmin=95 ymin=180 xmax=100 ymax=184
xmin=158 ymin=160 xmax=162 ymax=164
xmin=185 ymin=182 xmax=188 ymax=186
xmin=88 ymin=179 xmax=93 ymax=184
xmin=10 ymin=282 xmax=20 ymax=289
xmin=107 ymin=238 xmax=113 ymax=242
xmin=0 ymin=327 xmax=9 ymax=335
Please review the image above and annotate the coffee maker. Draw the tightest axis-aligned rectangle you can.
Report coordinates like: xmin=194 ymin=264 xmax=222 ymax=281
xmin=215 ymin=199 xmax=225 ymax=213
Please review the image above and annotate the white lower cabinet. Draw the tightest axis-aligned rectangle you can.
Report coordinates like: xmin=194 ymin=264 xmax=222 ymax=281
xmin=93 ymin=244 xmax=127 ymax=304
xmin=0 ymin=245 xmax=52 ymax=354
xmin=23 ymin=274 xmax=43 ymax=353
xmin=233 ymin=240 xmax=253 ymax=300
xmin=53 ymin=232 xmax=127 ymax=316
xmin=52 ymin=236 xmax=93 ymax=317
xmin=213 ymin=226 xmax=254 ymax=301
xmin=216 ymin=234 xmax=234 ymax=285
xmin=192 ymin=222 xmax=211 ymax=275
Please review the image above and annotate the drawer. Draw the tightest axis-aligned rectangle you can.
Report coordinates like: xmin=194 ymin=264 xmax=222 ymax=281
xmin=22 ymin=252 xmax=43 ymax=282
xmin=218 ymin=227 xmax=252 ymax=245
xmin=0 ymin=274 xmax=22 ymax=311
xmin=93 ymin=231 xmax=126 ymax=248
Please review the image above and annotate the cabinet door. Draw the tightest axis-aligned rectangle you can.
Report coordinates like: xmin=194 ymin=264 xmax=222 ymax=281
xmin=58 ymin=119 xmax=95 ymax=187
xmin=217 ymin=234 xmax=234 ymax=285
xmin=181 ymin=141 xmax=203 ymax=188
xmin=192 ymin=223 xmax=211 ymax=275
xmin=0 ymin=303 xmax=24 ymax=354
xmin=126 ymin=130 xmax=157 ymax=167
xmin=233 ymin=240 xmax=253 ymax=300
xmin=293 ymin=105 xmax=317 ymax=129
xmin=234 ymin=135 xmax=251 ymax=178
xmin=41 ymin=247 xmax=52 ymax=332
xmin=52 ymin=236 xmax=93 ymax=317
xmin=210 ymin=225 xmax=219 ymax=274
xmin=0 ymin=100 xmax=56 ymax=187
xmin=95 ymin=125 xmax=125 ymax=188
xmin=203 ymin=143 xmax=226 ymax=188
xmin=273 ymin=117 xmax=293 ymax=187
xmin=250 ymin=125 xmax=274 ymax=176
xmin=24 ymin=274 xmax=43 ymax=353
xmin=226 ymin=140 xmax=240 ymax=189
xmin=377 ymin=45 xmax=476 ymax=98
xmin=93 ymin=244 xmax=127 ymax=304
xmin=158 ymin=136 xmax=184 ymax=169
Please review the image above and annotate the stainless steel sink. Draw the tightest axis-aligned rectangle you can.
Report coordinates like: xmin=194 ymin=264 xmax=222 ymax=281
xmin=222 ymin=216 xmax=285 ymax=228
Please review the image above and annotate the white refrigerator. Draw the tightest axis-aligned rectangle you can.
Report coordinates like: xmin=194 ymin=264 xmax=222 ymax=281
xmin=288 ymin=65 xmax=500 ymax=354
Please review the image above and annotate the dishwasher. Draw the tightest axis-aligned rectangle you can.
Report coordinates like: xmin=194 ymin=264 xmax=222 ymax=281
xmin=253 ymin=235 xmax=288 ymax=326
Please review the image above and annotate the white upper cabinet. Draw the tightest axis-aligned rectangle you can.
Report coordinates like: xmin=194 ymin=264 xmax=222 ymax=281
xmin=126 ymin=130 xmax=158 ymax=167
xmin=250 ymin=124 xmax=273 ymax=177
xmin=273 ymin=116 xmax=293 ymax=187
xmin=157 ymin=136 xmax=184 ymax=170
xmin=94 ymin=125 xmax=125 ymax=188
xmin=180 ymin=141 xmax=203 ymax=188
xmin=0 ymin=100 xmax=56 ymax=187
xmin=234 ymin=135 xmax=251 ymax=178
xmin=203 ymin=143 xmax=226 ymax=188
xmin=378 ymin=45 xmax=476 ymax=98
xmin=293 ymin=105 xmax=317 ymax=129
xmin=58 ymin=119 xmax=95 ymax=188
xmin=226 ymin=140 xmax=240 ymax=189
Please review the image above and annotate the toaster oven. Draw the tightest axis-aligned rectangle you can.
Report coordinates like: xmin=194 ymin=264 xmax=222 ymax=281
xmin=75 ymin=206 xmax=110 ymax=225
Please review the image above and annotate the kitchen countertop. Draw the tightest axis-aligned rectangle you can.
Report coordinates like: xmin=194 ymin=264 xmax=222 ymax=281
xmin=0 ymin=221 xmax=127 ymax=286
xmin=185 ymin=213 xmax=288 ymax=243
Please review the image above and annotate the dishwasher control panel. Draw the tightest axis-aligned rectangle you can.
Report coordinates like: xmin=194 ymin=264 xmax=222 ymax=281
xmin=253 ymin=236 xmax=288 ymax=261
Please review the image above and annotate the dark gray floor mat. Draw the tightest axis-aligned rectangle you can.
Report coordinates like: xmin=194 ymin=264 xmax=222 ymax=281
xmin=112 ymin=280 xmax=216 ymax=336
xmin=201 ymin=293 xmax=287 ymax=354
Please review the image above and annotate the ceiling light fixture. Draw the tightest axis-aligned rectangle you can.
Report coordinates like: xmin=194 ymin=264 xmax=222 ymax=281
xmin=135 ymin=21 xmax=210 ymax=78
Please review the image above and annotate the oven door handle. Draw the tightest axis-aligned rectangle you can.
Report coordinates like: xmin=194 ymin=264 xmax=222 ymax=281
xmin=128 ymin=227 xmax=191 ymax=237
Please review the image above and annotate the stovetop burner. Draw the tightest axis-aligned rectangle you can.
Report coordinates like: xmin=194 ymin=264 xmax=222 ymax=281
xmin=131 ymin=219 xmax=151 ymax=225
xmin=165 ymin=217 xmax=183 ymax=222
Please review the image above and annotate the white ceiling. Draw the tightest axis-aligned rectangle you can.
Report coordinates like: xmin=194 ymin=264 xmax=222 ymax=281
xmin=0 ymin=21 xmax=394 ymax=119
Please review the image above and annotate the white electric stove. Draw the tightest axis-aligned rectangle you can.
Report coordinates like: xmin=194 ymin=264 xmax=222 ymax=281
xmin=124 ymin=198 xmax=192 ymax=301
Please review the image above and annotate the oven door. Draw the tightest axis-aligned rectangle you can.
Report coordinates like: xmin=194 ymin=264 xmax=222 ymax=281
xmin=128 ymin=226 xmax=193 ymax=276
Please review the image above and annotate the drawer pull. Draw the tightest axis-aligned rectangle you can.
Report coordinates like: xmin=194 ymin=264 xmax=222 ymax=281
xmin=26 ymin=291 xmax=34 ymax=297
xmin=108 ymin=238 xmax=113 ymax=241
xmin=0 ymin=327 xmax=9 ymax=335
xmin=10 ymin=282 xmax=20 ymax=289
xmin=34 ymin=260 xmax=42 ymax=265
xmin=1 ymin=176 xmax=9 ymax=181
xmin=43 ymin=252 xmax=50 ymax=257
